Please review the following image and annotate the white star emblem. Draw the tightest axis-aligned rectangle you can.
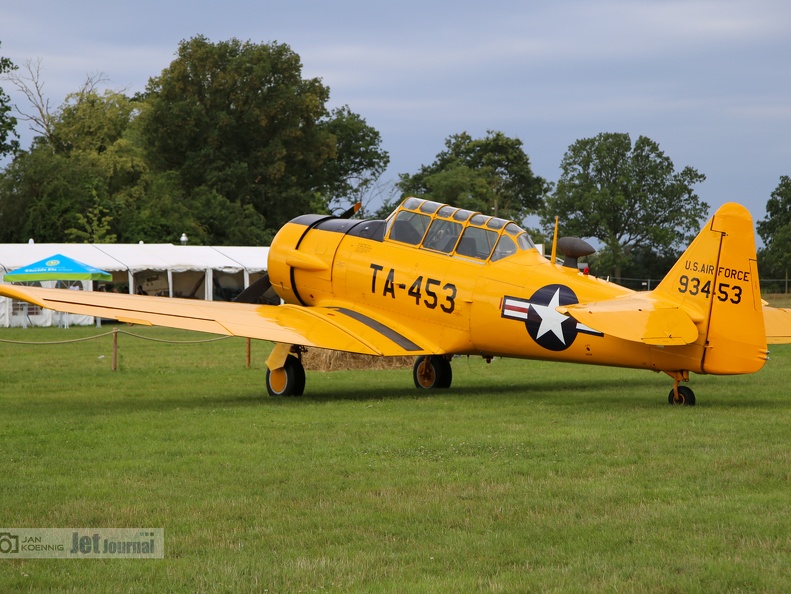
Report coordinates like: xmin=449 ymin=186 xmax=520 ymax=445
xmin=529 ymin=288 xmax=569 ymax=344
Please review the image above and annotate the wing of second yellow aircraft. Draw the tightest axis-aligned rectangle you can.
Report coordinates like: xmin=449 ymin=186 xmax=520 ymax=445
xmin=763 ymin=305 xmax=791 ymax=344
xmin=0 ymin=285 xmax=437 ymax=357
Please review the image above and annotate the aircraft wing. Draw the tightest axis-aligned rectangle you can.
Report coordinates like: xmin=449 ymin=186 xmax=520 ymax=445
xmin=0 ymin=285 xmax=436 ymax=357
xmin=558 ymin=294 xmax=700 ymax=346
xmin=763 ymin=306 xmax=791 ymax=344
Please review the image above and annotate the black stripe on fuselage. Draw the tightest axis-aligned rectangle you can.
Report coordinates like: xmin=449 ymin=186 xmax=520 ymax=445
xmin=289 ymin=215 xmax=334 ymax=306
xmin=314 ymin=217 xmax=386 ymax=241
xmin=332 ymin=307 xmax=423 ymax=352
xmin=287 ymin=216 xmax=386 ymax=306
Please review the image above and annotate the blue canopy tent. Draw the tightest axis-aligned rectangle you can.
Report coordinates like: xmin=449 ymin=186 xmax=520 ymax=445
xmin=3 ymin=254 xmax=113 ymax=283
xmin=3 ymin=254 xmax=112 ymax=328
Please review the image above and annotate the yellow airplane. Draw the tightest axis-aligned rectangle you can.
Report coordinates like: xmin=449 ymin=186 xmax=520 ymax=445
xmin=3 ymin=197 xmax=791 ymax=405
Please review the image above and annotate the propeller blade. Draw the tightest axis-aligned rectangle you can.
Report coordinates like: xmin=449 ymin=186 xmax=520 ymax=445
xmin=234 ymin=273 xmax=278 ymax=304
xmin=339 ymin=202 xmax=362 ymax=219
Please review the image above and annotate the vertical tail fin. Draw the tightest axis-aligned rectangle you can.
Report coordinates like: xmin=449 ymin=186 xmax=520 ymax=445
xmin=655 ymin=202 xmax=767 ymax=374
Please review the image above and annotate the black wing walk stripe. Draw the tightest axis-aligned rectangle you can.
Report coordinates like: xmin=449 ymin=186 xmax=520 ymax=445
xmin=331 ymin=308 xmax=423 ymax=352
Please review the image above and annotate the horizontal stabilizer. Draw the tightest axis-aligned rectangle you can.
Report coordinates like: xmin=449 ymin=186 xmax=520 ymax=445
xmin=763 ymin=306 xmax=791 ymax=344
xmin=559 ymin=295 xmax=699 ymax=345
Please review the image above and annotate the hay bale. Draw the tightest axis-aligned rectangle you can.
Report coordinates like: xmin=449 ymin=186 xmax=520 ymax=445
xmin=302 ymin=348 xmax=414 ymax=371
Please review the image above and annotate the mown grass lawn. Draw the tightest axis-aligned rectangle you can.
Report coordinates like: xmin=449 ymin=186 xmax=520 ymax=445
xmin=1 ymin=325 xmax=790 ymax=593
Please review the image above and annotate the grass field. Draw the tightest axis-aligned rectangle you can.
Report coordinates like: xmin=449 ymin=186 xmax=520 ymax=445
xmin=1 ymin=323 xmax=790 ymax=593
xmin=764 ymin=292 xmax=791 ymax=308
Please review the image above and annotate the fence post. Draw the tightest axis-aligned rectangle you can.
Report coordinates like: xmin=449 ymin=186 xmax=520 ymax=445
xmin=246 ymin=337 xmax=251 ymax=369
xmin=112 ymin=327 xmax=118 ymax=371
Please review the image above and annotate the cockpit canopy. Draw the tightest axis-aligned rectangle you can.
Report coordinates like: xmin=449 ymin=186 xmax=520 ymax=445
xmin=386 ymin=197 xmax=535 ymax=262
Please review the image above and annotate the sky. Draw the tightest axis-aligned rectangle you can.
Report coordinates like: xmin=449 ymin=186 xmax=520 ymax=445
xmin=2 ymin=0 xmax=790 ymax=226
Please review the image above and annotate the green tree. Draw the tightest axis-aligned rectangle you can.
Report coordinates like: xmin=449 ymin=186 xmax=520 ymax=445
xmin=543 ymin=132 xmax=708 ymax=282
xmin=0 ymin=84 xmax=145 ymax=243
xmin=54 ymin=87 xmax=136 ymax=155
xmin=1 ymin=40 xmax=388 ymax=245
xmin=0 ymin=77 xmax=208 ymax=244
xmin=0 ymin=42 xmax=19 ymax=158
xmin=0 ymin=146 xmax=99 ymax=242
xmin=137 ymin=36 xmax=388 ymax=241
xmin=317 ymin=105 xmax=389 ymax=214
xmin=757 ymin=176 xmax=791 ymax=280
xmin=397 ymin=131 xmax=547 ymax=224
xmin=585 ymin=244 xmax=679 ymax=290
xmin=112 ymin=170 xmax=208 ymax=245
xmin=65 ymin=187 xmax=117 ymax=243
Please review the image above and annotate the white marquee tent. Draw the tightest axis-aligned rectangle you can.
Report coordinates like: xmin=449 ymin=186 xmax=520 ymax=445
xmin=0 ymin=242 xmax=269 ymax=328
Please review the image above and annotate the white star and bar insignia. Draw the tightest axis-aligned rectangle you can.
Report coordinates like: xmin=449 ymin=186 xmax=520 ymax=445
xmin=502 ymin=286 xmax=603 ymax=351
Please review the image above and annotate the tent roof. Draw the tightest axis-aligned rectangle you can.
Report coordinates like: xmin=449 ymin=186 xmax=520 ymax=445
xmin=0 ymin=243 xmax=270 ymax=275
xmin=3 ymin=253 xmax=113 ymax=282
xmin=211 ymin=246 xmax=269 ymax=273
xmin=0 ymin=243 xmax=127 ymax=272
xmin=149 ymin=245 xmax=247 ymax=273
xmin=91 ymin=244 xmax=173 ymax=272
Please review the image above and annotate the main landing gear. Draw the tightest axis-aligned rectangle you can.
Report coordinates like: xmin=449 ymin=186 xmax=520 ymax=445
xmin=265 ymin=352 xmax=697 ymax=403
xmin=413 ymin=355 xmax=453 ymax=389
xmin=265 ymin=344 xmax=306 ymax=396
xmin=265 ymin=348 xmax=455 ymax=396
xmin=666 ymin=371 xmax=696 ymax=406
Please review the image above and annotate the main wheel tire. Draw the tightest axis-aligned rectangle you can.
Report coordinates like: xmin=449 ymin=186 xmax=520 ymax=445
xmin=668 ymin=385 xmax=696 ymax=406
xmin=413 ymin=356 xmax=452 ymax=389
xmin=293 ymin=359 xmax=306 ymax=396
xmin=266 ymin=355 xmax=305 ymax=396
xmin=436 ymin=357 xmax=452 ymax=389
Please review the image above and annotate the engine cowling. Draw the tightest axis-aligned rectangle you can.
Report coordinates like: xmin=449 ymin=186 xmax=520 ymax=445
xmin=267 ymin=214 xmax=386 ymax=306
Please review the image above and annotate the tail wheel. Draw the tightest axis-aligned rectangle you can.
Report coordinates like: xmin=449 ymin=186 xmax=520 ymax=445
xmin=413 ymin=356 xmax=452 ymax=389
xmin=266 ymin=355 xmax=306 ymax=396
xmin=668 ymin=385 xmax=696 ymax=406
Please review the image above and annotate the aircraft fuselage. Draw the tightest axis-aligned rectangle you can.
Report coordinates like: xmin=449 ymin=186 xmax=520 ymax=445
xmin=267 ymin=204 xmax=707 ymax=376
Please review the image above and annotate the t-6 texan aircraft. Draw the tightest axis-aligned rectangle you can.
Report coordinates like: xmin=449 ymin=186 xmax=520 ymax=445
xmin=3 ymin=198 xmax=791 ymax=405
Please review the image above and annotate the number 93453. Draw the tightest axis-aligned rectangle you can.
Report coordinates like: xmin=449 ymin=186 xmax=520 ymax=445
xmin=678 ymin=275 xmax=742 ymax=304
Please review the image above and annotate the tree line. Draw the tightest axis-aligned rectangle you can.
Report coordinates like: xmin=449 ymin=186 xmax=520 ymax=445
xmin=2 ymin=37 xmax=789 ymax=283
xmin=0 ymin=36 xmax=389 ymax=247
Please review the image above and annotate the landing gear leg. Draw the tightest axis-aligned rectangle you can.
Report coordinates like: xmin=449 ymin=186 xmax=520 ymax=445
xmin=666 ymin=371 xmax=695 ymax=406
xmin=266 ymin=343 xmax=306 ymax=396
xmin=413 ymin=355 xmax=453 ymax=389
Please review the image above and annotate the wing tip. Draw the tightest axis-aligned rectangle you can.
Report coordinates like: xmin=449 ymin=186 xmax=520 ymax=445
xmin=0 ymin=285 xmax=47 ymax=308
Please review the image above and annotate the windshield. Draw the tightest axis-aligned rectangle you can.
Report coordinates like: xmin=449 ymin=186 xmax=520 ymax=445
xmin=386 ymin=197 xmax=534 ymax=261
